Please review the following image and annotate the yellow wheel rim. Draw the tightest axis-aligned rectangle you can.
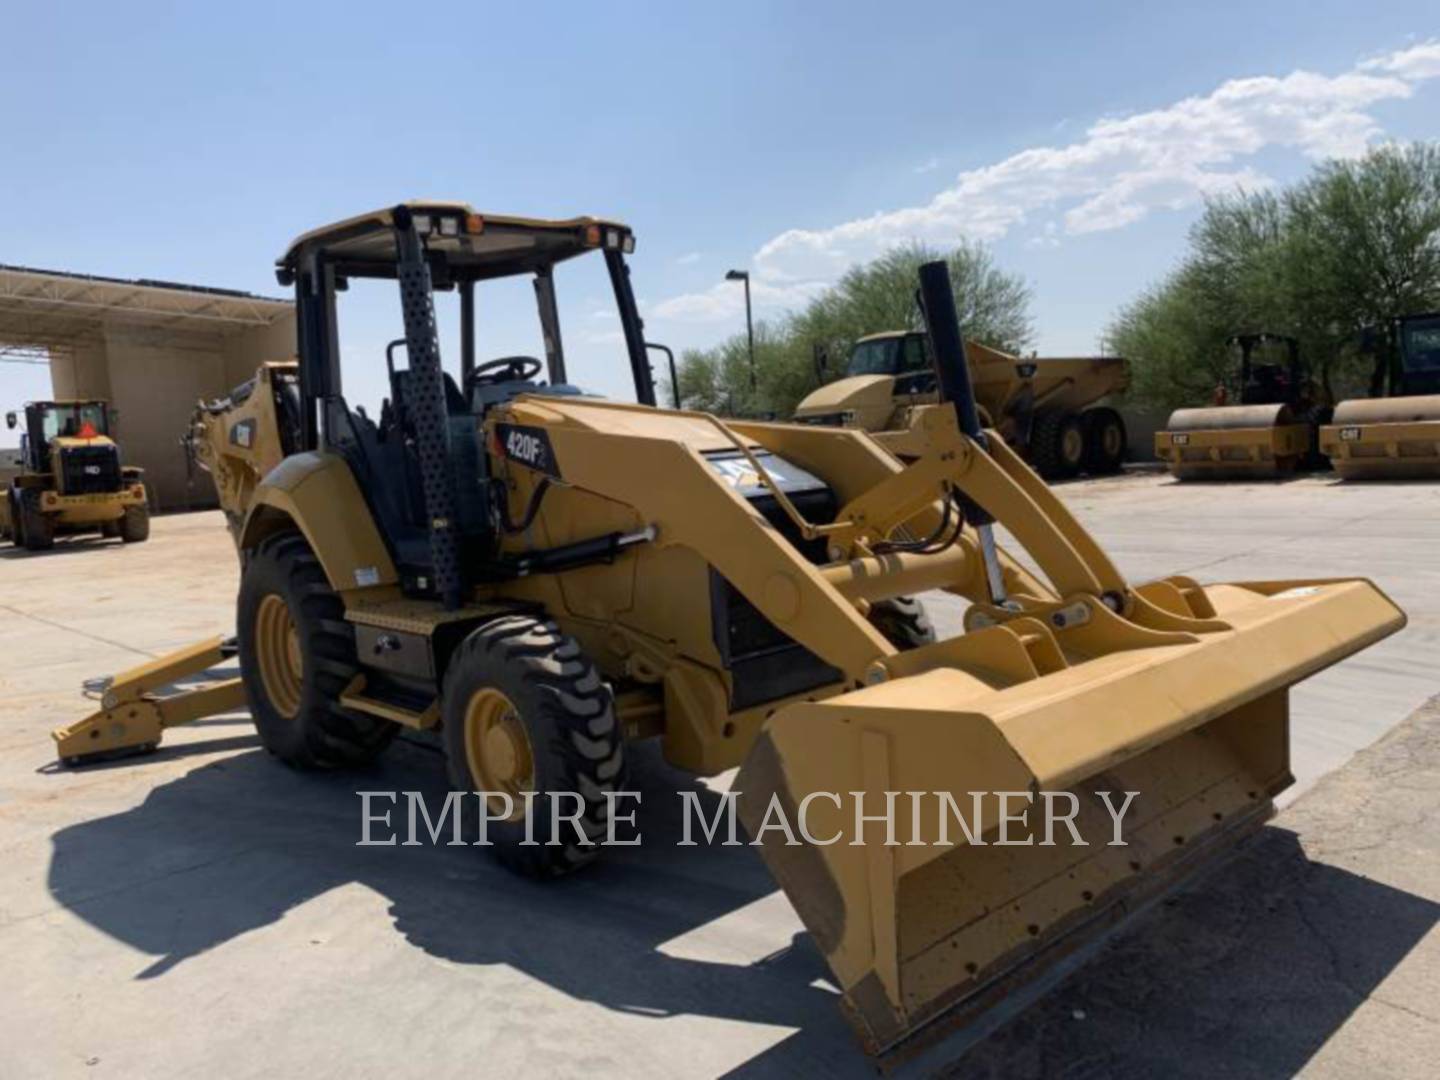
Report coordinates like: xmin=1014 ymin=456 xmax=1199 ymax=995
xmin=463 ymin=688 xmax=535 ymax=821
xmin=1063 ymin=426 xmax=1085 ymax=465
xmin=255 ymin=593 xmax=303 ymax=719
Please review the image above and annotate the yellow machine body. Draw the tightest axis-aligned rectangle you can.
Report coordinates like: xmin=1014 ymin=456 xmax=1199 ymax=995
xmin=1320 ymin=395 xmax=1440 ymax=479
xmin=793 ymin=332 xmax=1129 ymax=477
xmin=1 ymin=399 xmax=149 ymax=549
xmin=1155 ymin=403 xmax=1313 ymax=480
xmin=51 ymin=205 xmax=1406 ymax=1059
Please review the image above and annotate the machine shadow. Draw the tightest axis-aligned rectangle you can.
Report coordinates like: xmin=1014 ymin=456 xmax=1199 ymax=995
xmin=46 ymin=737 xmax=851 ymax=1045
xmin=922 ymin=824 xmax=1440 ymax=1080
xmin=49 ymin=737 xmax=1436 ymax=1076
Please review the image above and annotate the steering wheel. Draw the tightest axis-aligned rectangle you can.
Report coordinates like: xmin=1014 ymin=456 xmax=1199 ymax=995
xmin=467 ymin=356 xmax=543 ymax=390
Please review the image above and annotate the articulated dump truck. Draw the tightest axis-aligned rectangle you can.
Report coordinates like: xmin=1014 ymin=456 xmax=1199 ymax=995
xmin=52 ymin=204 xmax=1405 ymax=1062
xmin=1320 ymin=312 xmax=1440 ymax=479
xmin=793 ymin=331 xmax=1130 ymax=479
xmin=1155 ymin=333 xmax=1331 ymax=481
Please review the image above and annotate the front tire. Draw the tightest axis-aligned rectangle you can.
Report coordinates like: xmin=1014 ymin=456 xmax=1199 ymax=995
xmin=442 ymin=615 xmax=623 ymax=878
xmin=119 ymin=504 xmax=149 ymax=543
xmin=19 ymin=490 xmax=54 ymax=551
xmin=1082 ymin=407 xmax=1127 ymax=475
xmin=1031 ymin=412 xmax=1086 ymax=480
xmin=238 ymin=530 xmax=395 ymax=767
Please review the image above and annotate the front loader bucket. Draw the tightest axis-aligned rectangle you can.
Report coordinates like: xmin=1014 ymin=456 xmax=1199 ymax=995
xmin=1155 ymin=404 xmax=1310 ymax=480
xmin=735 ymin=577 xmax=1402 ymax=1061
xmin=1320 ymin=394 xmax=1440 ymax=479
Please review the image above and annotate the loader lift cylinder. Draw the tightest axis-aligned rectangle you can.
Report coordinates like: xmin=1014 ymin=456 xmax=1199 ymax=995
xmin=393 ymin=205 xmax=464 ymax=610
xmin=917 ymin=260 xmax=1008 ymax=604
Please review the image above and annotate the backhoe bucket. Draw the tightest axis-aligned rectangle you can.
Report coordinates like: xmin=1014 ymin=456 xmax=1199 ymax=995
xmin=1320 ymin=394 xmax=1440 ymax=479
xmin=736 ymin=576 xmax=1402 ymax=1061
xmin=1155 ymin=404 xmax=1310 ymax=479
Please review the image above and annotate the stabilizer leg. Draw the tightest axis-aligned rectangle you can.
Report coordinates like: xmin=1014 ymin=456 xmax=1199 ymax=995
xmin=53 ymin=636 xmax=246 ymax=766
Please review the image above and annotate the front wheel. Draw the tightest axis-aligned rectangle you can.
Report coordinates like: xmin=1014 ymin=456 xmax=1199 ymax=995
xmin=1031 ymin=412 xmax=1086 ymax=480
xmin=238 ymin=531 xmax=395 ymax=767
xmin=119 ymin=504 xmax=149 ymax=543
xmin=442 ymin=615 xmax=623 ymax=878
xmin=1081 ymin=407 xmax=1127 ymax=475
xmin=19 ymin=490 xmax=54 ymax=551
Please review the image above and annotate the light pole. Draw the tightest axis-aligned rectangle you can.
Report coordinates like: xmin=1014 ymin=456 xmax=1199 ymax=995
xmin=725 ymin=269 xmax=756 ymax=391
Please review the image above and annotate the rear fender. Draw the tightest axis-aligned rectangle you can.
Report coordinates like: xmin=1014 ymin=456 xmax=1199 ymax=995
xmin=239 ymin=451 xmax=397 ymax=591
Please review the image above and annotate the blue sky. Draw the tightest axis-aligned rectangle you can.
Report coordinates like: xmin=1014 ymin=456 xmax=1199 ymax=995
xmin=2 ymin=1 xmax=1438 ymax=427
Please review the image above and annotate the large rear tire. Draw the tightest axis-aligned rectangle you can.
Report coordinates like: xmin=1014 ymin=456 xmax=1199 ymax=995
xmin=1081 ymin=407 xmax=1127 ymax=475
xmin=238 ymin=530 xmax=395 ymax=768
xmin=119 ymin=504 xmax=149 ymax=543
xmin=1030 ymin=412 xmax=1086 ymax=480
xmin=19 ymin=489 xmax=54 ymax=551
xmin=868 ymin=596 xmax=936 ymax=650
xmin=442 ymin=615 xmax=623 ymax=878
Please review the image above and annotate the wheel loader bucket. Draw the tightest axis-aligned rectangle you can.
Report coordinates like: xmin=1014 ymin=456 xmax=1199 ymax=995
xmin=1155 ymin=404 xmax=1310 ymax=479
xmin=735 ymin=576 xmax=1403 ymax=1061
xmin=1320 ymin=394 xmax=1440 ymax=479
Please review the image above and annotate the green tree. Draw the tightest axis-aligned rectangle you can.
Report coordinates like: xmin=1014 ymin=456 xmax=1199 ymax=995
xmin=1109 ymin=141 xmax=1440 ymax=410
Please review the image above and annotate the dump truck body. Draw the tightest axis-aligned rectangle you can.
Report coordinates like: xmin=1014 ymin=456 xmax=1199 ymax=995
xmin=793 ymin=331 xmax=1129 ymax=478
xmin=53 ymin=206 xmax=1405 ymax=1062
xmin=0 ymin=400 xmax=149 ymax=550
xmin=1320 ymin=313 xmax=1440 ymax=479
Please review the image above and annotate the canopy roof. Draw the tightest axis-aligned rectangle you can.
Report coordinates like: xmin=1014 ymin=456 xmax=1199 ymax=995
xmin=0 ymin=264 xmax=291 ymax=362
xmin=277 ymin=201 xmax=634 ymax=283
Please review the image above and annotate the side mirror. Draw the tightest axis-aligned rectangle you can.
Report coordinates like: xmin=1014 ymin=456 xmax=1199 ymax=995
xmin=813 ymin=344 xmax=829 ymax=381
xmin=4 ymin=412 xmax=15 ymax=430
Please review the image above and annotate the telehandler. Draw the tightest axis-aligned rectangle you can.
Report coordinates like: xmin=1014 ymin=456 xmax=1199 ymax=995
xmin=53 ymin=203 xmax=1404 ymax=1060
xmin=1320 ymin=312 xmax=1440 ymax=479
xmin=1154 ymin=333 xmax=1332 ymax=480
xmin=793 ymin=330 xmax=1129 ymax=478
xmin=0 ymin=399 xmax=149 ymax=550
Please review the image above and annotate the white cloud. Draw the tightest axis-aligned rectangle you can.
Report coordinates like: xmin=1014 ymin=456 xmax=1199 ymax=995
xmin=1359 ymin=38 xmax=1440 ymax=80
xmin=913 ymin=157 xmax=940 ymax=174
xmin=674 ymin=251 xmax=702 ymax=266
xmin=649 ymin=276 xmax=824 ymax=323
xmin=648 ymin=40 xmax=1439 ymax=326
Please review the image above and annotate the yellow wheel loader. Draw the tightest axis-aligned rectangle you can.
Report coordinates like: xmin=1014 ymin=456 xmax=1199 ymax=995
xmin=1154 ymin=333 xmax=1332 ymax=480
xmin=1320 ymin=312 xmax=1440 ymax=479
xmin=52 ymin=203 xmax=1404 ymax=1061
xmin=793 ymin=330 xmax=1130 ymax=479
xmin=0 ymin=400 xmax=149 ymax=550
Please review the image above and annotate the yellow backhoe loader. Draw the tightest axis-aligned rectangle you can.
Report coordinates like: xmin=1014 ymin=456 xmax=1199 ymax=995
xmin=0 ymin=400 xmax=149 ymax=550
xmin=1154 ymin=333 xmax=1331 ymax=480
xmin=1320 ymin=312 xmax=1440 ymax=479
xmin=793 ymin=331 xmax=1129 ymax=478
xmin=52 ymin=203 xmax=1404 ymax=1062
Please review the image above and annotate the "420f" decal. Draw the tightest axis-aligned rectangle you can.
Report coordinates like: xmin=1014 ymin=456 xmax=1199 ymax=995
xmin=494 ymin=423 xmax=561 ymax=479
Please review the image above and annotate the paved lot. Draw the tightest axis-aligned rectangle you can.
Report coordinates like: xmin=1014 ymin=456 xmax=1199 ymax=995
xmin=1 ymin=472 xmax=1436 ymax=1078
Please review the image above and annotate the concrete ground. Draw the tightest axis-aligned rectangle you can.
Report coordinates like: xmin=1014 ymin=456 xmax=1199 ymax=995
xmin=1 ymin=472 xmax=1437 ymax=1078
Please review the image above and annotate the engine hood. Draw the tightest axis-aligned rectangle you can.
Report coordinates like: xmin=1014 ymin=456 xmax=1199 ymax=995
xmin=793 ymin=375 xmax=898 ymax=428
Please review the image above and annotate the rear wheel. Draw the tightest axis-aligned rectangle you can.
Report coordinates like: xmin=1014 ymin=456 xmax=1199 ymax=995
xmin=1030 ymin=412 xmax=1086 ymax=479
xmin=119 ymin=504 xmax=149 ymax=543
xmin=1081 ymin=407 xmax=1127 ymax=474
xmin=868 ymin=596 xmax=936 ymax=650
xmin=238 ymin=530 xmax=395 ymax=767
xmin=19 ymin=490 xmax=54 ymax=551
xmin=442 ymin=615 xmax=623 ymax=878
